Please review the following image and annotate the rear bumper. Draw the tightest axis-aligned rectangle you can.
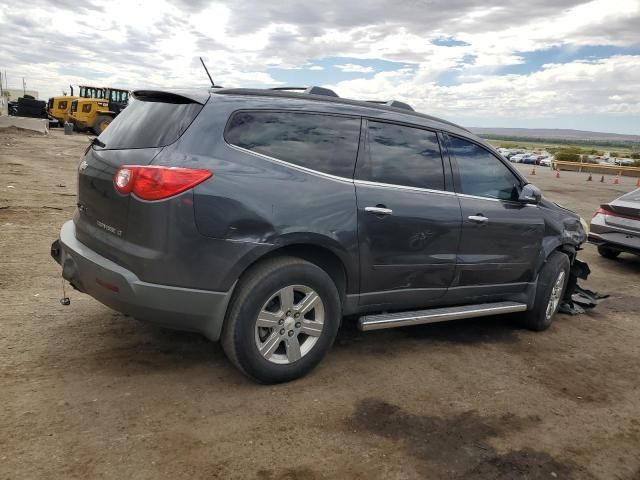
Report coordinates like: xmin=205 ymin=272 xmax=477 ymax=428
xmin=51 ymin=221 xmax=233 ymax=340
xmin=588 ymin=231 xmax=640 ymax=255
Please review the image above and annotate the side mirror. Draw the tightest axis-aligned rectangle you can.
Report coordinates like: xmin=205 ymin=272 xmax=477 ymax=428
xmin=519 ymin=183 xmax=541 ymax=204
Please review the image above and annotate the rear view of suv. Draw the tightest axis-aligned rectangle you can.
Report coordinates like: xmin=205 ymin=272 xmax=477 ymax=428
xmin=52 ymin=86 xmax=588 ymax=383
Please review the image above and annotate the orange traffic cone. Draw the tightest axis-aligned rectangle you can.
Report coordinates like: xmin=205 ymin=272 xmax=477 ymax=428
xmin=613 ymin=175 xmax=620 ymax=185
xmin=600 ymin=175 xmax=605 ymax=183
xmin=555 ymin=169 xmax=560 ymax=178
xmin=531 ymin=167 xmax=536 ymax=175
xmin=587 ymin=174 xmax=592 ymax=181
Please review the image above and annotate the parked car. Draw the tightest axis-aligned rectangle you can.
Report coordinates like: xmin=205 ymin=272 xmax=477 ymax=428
xmin=51 ymin=86 xmax=590 ymax=383
xmin=511 ymin=154 xmax=527 ymax=163
xmin=589 ymin=189 xmax=640 ymax=258
xmin=618 ymin=159 xmax=636 ymax=166
xmin=539 ymin=157 xmax=552 ymax=167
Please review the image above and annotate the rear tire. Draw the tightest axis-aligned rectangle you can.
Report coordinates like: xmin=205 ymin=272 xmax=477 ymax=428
xmin=221 ymin=257 xmax=341 ymax=384
xmin=597 ymin=245 xmax=620 ymax=259
xmin=93 ymin=114 xmax=112 ymax=135
xmin=521 ymin=251 xmax=570 ymax=331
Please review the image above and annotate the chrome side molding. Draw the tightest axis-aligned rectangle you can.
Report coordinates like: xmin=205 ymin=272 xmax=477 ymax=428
xmin=358 ymin=301 xmax=527 ymax=331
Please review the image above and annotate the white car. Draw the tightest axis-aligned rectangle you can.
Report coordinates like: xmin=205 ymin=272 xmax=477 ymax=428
xmin=539 ymin=157 xmax=552 ymax=167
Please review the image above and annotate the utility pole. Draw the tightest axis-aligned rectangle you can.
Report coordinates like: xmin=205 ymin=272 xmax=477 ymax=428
xmin=23 ymin=77 xmax=26 ymax=96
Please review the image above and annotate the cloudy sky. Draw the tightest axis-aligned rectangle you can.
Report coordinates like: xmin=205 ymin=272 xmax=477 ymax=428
xmin=1 ymin=0 xmax=639 ymax=133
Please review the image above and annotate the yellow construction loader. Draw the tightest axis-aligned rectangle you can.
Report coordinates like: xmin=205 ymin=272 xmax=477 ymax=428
xmin=47 ymin=94 xmax=78 ymax=125
xmin=48 ymin=85 xmax=130 ymax=134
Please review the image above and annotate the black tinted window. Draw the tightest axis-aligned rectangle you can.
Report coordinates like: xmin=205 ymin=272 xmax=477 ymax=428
xmin=359 ymin=121 xmax=444 ymax=190
xmin=97 ymin=96 xmax=202 ymax=149
xmin=449 ymin=137 xmax=520 ymax=200
xmin=225 ymin=111 xmax=360 ymax=178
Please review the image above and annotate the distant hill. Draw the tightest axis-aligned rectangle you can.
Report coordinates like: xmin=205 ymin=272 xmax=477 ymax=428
xmin=470 ymin=128 xmax=640 ymax=144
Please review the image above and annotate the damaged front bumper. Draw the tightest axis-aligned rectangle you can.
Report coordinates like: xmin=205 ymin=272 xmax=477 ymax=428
xmin=559 ymin=258 xmax=608 ymax=315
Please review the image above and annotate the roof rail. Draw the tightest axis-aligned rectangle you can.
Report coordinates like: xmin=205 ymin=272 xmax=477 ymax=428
xmin=270 ymin=86 xmax=339 ymax=97
xmin=270 ymin=87 xmax=307 ymax=92
xmin=214 ymin=88 xmax=471 ymax=133
xmin=366 ymin=100 xmax=414 ymax=111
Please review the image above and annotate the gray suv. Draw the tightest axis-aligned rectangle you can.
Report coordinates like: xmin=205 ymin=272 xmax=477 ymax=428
xmin=51 ymin=86 xmax=589 ymax=383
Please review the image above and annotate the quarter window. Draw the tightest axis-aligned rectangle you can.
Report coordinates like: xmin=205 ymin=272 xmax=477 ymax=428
xmin=58 ymin=100 xmax=67 ymax=109
xmin=358 ymin=121 xmax=444 ymax=190
xmin=225 ymin=111 xmax=361 ymax=178
xmin=449 ymin=136 xmax=520 ymax=200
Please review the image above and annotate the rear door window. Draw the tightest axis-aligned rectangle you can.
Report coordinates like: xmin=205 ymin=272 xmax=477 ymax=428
xmin=225 ymin=111 xmax=361 ymax=178
xmin=97 ymin=94 xmax=204 ymax=149
xmin=449 ymin=136 xmax=521 ymax=200
xmin=357 ymin=120 xmax=444 ymax=190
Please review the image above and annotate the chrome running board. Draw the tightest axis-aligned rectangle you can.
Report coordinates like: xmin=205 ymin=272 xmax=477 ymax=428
xmin=358 ymin=301 xmax=527 ymax=331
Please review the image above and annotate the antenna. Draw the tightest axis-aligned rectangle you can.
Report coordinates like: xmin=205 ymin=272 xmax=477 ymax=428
xmin=199 ymin=57 xmax=215 ymax=88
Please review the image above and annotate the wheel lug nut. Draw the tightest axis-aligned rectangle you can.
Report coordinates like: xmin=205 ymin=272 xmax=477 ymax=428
xmin=295 ymin=322 xmax=301 ymax=328
xmin=286 ymin=311 xmax=291 ymax=316
xmin=294 ymin=313 xmax=300 ymax=318
xmin=279 ymin=319 xmax=284 ymax=325
xmin=288 ymin=330 xmax=294 ymax=337
xmin=280 ymin=328 xmax=285 ymax=335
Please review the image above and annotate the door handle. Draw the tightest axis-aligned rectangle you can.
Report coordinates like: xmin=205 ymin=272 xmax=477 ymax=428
xmin=365 ymin=206 xmax=393 ymax=216
xmin=468 ymin=215 xmax=488 ymax=224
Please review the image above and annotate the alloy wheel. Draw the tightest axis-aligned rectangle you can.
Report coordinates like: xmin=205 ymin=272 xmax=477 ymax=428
xmin=254 ymin=285 xmax=325 ymax=364
xmin=545 ymin=270 xmax=566 ymax=320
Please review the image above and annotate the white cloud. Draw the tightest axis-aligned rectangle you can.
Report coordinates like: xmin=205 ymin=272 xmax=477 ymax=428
xmin=308 ymin=65 xmax=324 ymax=71
xmin=330 ymin=55 xmax=640 ymax=125
xmin=335 ymin=64 xmax=375 ymax=73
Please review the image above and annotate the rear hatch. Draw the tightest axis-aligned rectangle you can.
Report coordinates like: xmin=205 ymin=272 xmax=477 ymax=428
xmin=75 ymin=91 xmax=206 ymax=258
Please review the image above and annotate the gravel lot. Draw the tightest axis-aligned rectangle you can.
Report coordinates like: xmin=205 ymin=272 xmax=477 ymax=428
xmin=1 ymin=128 xmax=639 ymax=479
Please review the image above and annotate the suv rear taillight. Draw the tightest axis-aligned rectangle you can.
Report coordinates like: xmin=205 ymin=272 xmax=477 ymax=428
xmin=593 ymin=206 xmax=638 ymax=221
xmin=114 ymin=166 xmax=212 ymax=201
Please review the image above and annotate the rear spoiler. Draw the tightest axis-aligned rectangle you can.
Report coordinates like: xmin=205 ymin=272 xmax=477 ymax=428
xmin=132 ymin=89 xmax=209 ymax=104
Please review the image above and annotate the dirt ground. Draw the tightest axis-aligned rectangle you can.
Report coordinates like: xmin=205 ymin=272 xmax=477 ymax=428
xmin=1 ymin=128 xmax=639 ymax=480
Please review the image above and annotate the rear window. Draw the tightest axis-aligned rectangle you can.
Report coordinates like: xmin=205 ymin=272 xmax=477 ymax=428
xmin=97 ymin=95 xmax=203 ymax=149
xmin=225 ymin=111 xmax=361 ymax=178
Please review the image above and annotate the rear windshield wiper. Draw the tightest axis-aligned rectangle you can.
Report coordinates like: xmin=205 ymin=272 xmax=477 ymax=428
xmin=91 ymin=137 xmax=106 ymax=148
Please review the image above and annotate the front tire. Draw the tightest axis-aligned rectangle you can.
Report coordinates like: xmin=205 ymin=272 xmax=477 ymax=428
xmin=597 ymin=245 xmax=620 ymax=259
xmin=521 ymin=251 xmax=570 ymax=331
xmin=221 ymin=257 xmax=341 ymax=384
